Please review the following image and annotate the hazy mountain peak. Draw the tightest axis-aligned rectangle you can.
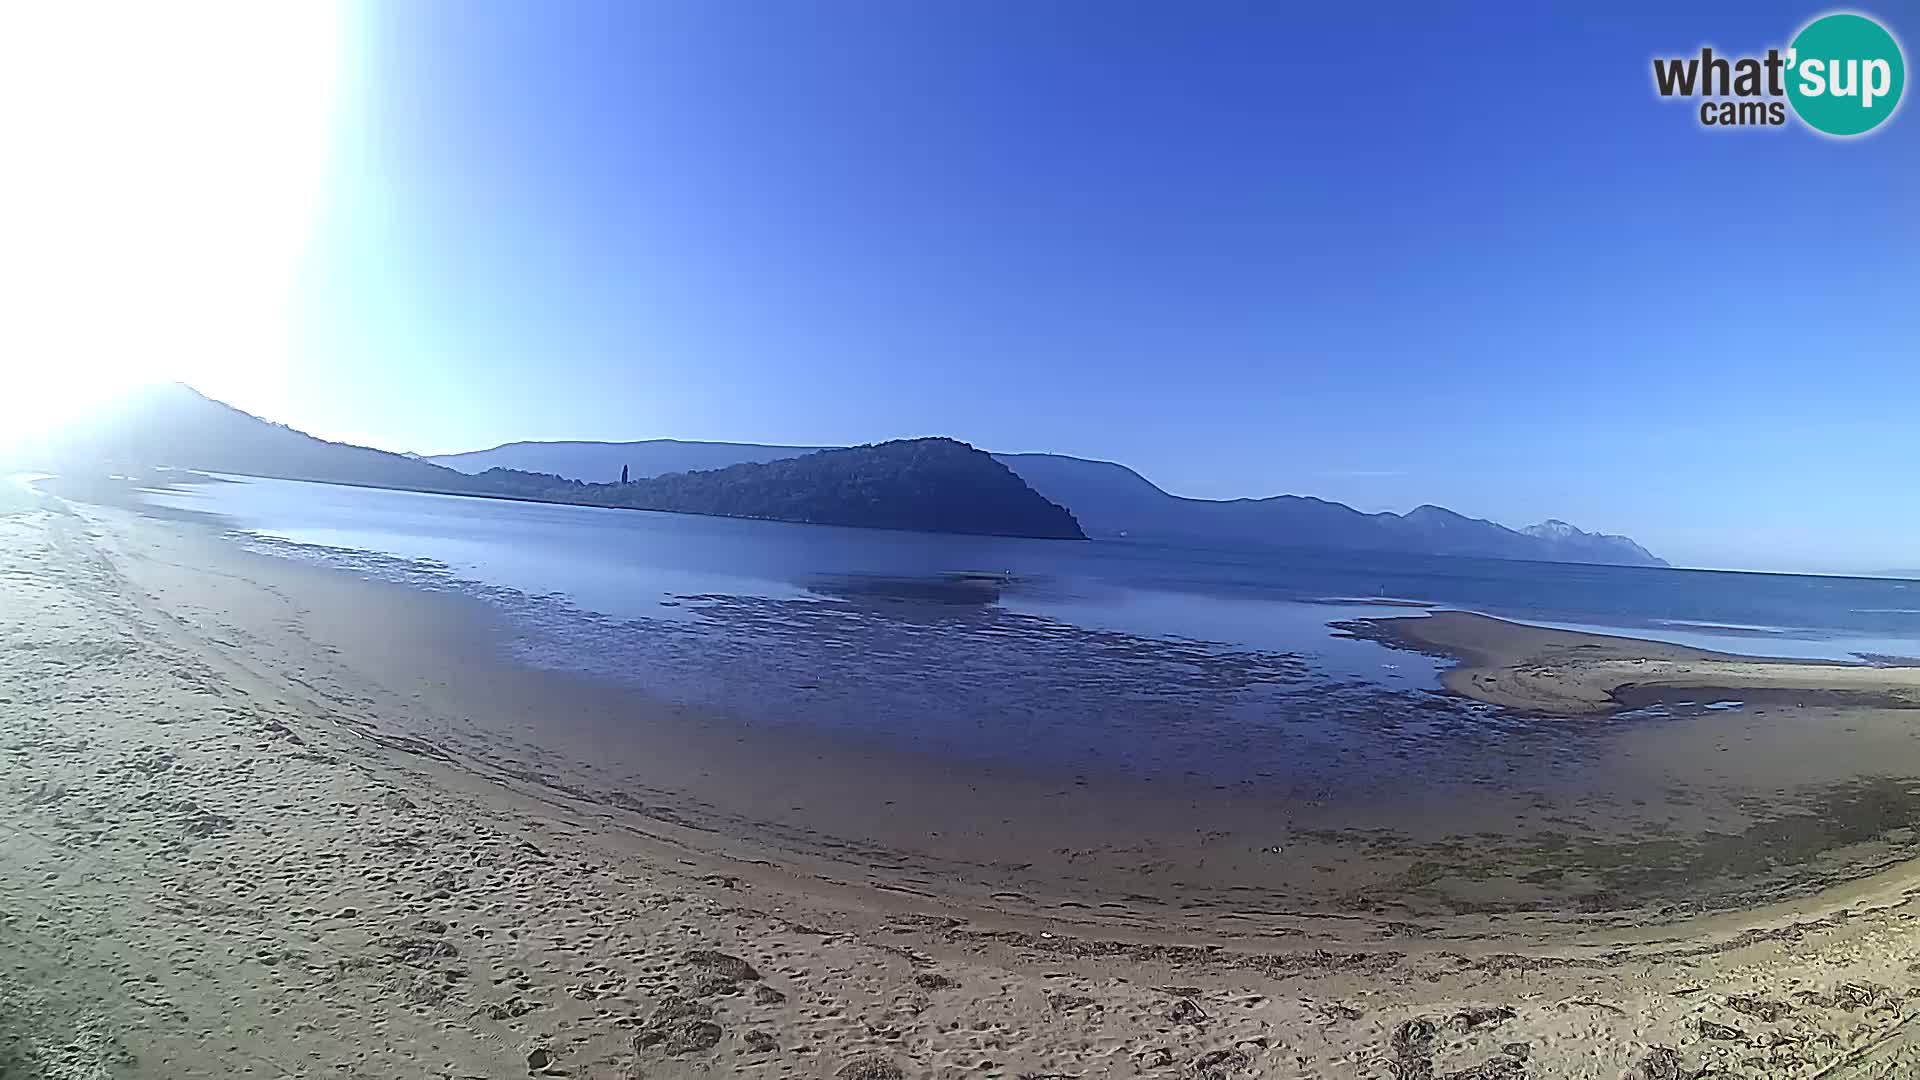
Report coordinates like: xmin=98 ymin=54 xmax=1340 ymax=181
xmin=22 ymin=381 xmax=481 ymax=494
xmin=432 ymin=438 xmax=828 ymax=482
xmin=1522 ymin=519 xmax=1662 ymax=566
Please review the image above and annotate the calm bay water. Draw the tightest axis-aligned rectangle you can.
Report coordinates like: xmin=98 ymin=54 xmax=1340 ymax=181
xmin=137 ymin=475 xmax=1920 ymax=792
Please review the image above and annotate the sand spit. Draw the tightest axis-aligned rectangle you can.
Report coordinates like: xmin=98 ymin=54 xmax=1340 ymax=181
xmin=6 ymin=502 xmax=1920 ymax=1077
xmin=1341 ymin=611 xmax=1920 ymax=716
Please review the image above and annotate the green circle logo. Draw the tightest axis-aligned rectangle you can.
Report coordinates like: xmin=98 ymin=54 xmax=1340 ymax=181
xmin=1786 ymin=13 xmax=1906 ymax=136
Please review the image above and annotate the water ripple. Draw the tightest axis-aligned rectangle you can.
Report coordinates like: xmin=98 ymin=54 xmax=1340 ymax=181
xmin=237 ymin=530 xmax=1607 ymax=797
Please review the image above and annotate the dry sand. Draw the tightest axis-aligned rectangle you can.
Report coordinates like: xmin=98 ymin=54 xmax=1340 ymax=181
xmin=8 ymin=497 xmax=1920 ymax=1078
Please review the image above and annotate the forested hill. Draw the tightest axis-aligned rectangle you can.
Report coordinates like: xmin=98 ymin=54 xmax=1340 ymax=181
xmin=478 ymin=438 xmax=1087 ymax=539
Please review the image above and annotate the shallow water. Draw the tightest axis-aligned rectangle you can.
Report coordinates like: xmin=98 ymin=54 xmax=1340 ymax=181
xmin=136 ymin=474 xmax=1920 ymax=796
xmin=118 ymin=475 xmax=1920 ymax=916
xmin=1519 ymin=617 xmax=1920 ymax=663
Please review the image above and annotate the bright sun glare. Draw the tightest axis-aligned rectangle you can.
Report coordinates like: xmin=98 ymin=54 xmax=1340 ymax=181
xmin=0 ymin=2 xmax=340 ymax=442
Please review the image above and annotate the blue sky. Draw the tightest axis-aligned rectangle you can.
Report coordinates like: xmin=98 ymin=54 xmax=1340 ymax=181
xmin=277 ymin=2 xmax=1916 ymax=573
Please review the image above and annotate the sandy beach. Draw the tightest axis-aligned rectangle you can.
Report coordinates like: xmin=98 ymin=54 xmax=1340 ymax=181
xmin=9 ymin=495 xmax=1920 ymax=1078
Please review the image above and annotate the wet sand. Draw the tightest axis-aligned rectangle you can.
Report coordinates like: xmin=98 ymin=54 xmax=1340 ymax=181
xmin=9 ymin=491 xmax=1920 ymax=1076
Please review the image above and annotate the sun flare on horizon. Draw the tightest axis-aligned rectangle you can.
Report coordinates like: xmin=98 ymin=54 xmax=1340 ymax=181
xmin=0 ymin=2 xmax=343 ymax=444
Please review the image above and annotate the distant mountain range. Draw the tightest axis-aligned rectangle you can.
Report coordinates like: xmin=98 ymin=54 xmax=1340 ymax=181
xmin=432 ymin=439 xmax=1667 ymax=566
xmin=21 ymin=384 xmax=1083 ymax=540
xmin=432 ymin=439 xmax=831 ymax=479
xmin=20 ymin=384 xmax=1662 ymax=563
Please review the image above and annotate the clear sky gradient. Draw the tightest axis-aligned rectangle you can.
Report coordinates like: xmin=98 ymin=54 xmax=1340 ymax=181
xmin=262 ymin=2 xmax=1916 ymax=573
